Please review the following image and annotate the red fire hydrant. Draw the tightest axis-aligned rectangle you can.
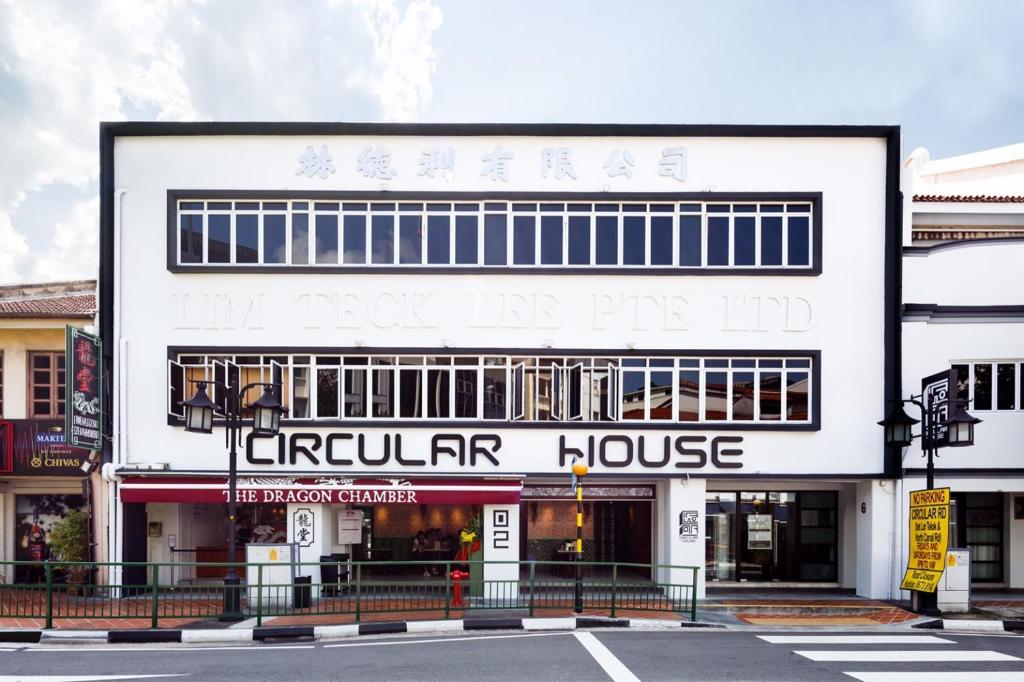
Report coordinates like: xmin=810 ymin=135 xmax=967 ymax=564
xmin=450 ymin=569 xmax=469 ymax=607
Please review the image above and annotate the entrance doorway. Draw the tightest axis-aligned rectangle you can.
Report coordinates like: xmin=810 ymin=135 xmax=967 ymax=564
xmin=706 ymin=491 xmax=837 ymax=582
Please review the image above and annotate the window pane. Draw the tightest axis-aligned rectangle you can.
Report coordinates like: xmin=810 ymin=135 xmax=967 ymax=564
xmin=679 ymin=215 xmax=701 ymax=266
xmin=264 ymin=214 xmax=286 ymax=264
xmin=208 ymin=214 xmax=231 ymax=263
xmin=292 ymin=213 xmax=309 ymax=265
xmin=371 ymin=368 xmax=393 ymax=417
xmin=621 ymin=370 xmax=645 ymax=420
xmin=761 ymin=216 xmax=782 ymax=265
xmin=649 ymin=370 xmax=672 ymax=420
xmin=343 ymin=215 xmax=366 ymax=264
xmin=708 ymin=216 xmax=729 ymax=265
xmin=595 ymin=216 xmax=618 ymax=265
xmin=622 ymin=216 xmax=645 ymax=265
xmin=315 ymin=214 xmax=339 ymax=264
xmin=427 ymin=369 xmax=450 ymax=417
xmin=455 ymin=215 xmax=478 ymax=264
xmin=540 ymin=215 xmax=563 ymax=265
xmin=483 ymin=368 xmax=506 ymax=419
xmin=427 ymin=215 xmax=450 ymax=264
xmin=974 ymin=363 xmax=992 ymax=410
xmin=734 ymin=216 xmax=755 ymax=266
xmin=954 ymin=364 xmax=969 ymax=402
xmin=786 ymin=371 xmax=809 ymax=420
xmin=997 ymin=363 xmax=1015 ymax=410
xmin=513 ymin=216 xmax=536 ymax=265
xmin=180 ymin=214 xmax=203 ymax=263
xmin=732 ymin=371 xmax=754 ymax=420
xmin=291 ymin=367 xmax=310 ymax=418
xmin=484 ymin=214 xmax=507 ymax=265
xmin=650 ymin=216 xmax=672 ymax=265
xmin=678 ymin=370 xmax=699 ymax=421
xmin=399 ymin=215 xmax=422 ymax=264
xmin=568 ymin=216 xmax=590 ymax=265
xmin=399 ymin=368 xmax=423 ymax=417
xmin=788 ymin=216 xmax=810 ymax=266
xmin=455 ymin=369 xmax=478 ymax=418
xmin=316 ymin=368 xmax=339 ymax=418
xmin=370 ymin=215 xmax=394 ymax=264
xmin=759 ymin=372 xmax=782 ymax=420
xmin=236 ymin=214 xmax=259 ymax=263
xmin=343 ymin=369 xmax=366 ymax=417
xmin=705 ymin=371 xmax=727 ymax=420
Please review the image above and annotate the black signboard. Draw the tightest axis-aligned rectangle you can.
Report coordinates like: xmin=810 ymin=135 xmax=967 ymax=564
xmin=65 ymin=325 xmax=103 ymax=450
xmin=0 ymin=419 xmax=89 ymax=476
xmin=922 ymin=368 xmax=957 ymax=450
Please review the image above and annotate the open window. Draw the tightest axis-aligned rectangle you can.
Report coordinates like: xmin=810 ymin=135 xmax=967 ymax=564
xmin=511 ymin=362 xmax=525 ymax=420
xmin=168 ymin=359 xmax=186 ymax=420
xmin=606 ymin=364 xmax=620 ymax=421
xmin=549 ymin=363 xmax=583 ymax=421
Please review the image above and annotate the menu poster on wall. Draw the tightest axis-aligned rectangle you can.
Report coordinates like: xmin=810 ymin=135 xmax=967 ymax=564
xmin=337 ymin=509 xmax=364 ymax=544
xmin=65 ymin=325 xmax=103 ymax=451
xmin=747 ymin=514 xmax=773 ymax=550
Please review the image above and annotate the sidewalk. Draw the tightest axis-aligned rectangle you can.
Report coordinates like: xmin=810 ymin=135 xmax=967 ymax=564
xmin=700 ymin=589 xmax=918 ymax=627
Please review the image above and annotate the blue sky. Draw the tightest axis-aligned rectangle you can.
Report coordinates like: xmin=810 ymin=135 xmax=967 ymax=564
xmin=1 ymin=0 xmax=1022 ymax=283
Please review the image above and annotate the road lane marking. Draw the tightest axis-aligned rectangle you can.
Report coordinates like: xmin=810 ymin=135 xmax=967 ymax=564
xmin=26 ymin=645 xmax=315 ymax=652
xmin=759 ymin=635 xmax=955 ymax=644
xmin=796 ymin=650 xmax=1020 ymax=662
xmin=323 ymin=632 xmax=569 ymax=648
xmin=845 ymin=674 xmax=1024 ymax=681
xmin=0 ymin=676 xmax=187 ymax=681
xmin=573 ymin=631 xmax=640 ymax=682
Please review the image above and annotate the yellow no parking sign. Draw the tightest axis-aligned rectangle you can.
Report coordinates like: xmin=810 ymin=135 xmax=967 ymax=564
xmin=900 ymin=487 xmax=950 ymax=592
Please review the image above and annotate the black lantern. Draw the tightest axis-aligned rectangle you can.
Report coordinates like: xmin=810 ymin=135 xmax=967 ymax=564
xmin=249 ymin=386 xmax=284 ymax=436
xmin=878 ymin=405 xmax=919 ymax=448
xmin=181 ymin=382 xmax=217 ymax=434
xmin=946 ymin=404 xmax=981 ymax=447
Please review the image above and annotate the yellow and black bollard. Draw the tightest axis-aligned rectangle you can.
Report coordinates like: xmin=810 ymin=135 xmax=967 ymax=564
xmin=572 ymin=459 xmax=589 ymax=613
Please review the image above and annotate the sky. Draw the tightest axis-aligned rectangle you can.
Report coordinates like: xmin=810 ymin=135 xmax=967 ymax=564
xmin=0 ymin=0 xmax=1022 ymax=285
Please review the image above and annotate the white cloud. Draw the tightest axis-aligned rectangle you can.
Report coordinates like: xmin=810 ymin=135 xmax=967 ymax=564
xmin=0 ymin=0 xmax=443 ymax=284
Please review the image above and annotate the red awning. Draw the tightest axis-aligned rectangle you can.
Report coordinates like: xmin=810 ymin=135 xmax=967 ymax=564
xmin=119 ymin=476 xmax=521 ymax=505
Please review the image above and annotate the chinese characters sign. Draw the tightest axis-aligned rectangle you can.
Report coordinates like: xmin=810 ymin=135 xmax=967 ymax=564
xmin=293 ymin=507 xmax=315 ymax=548
xmin=922 ymin=369 xmax=957 ymax=450
xmin=900 ymin=487 xmax=950 ymax=593
xmin=65 ymin=326 xmax=103 ymax=450
xmin=295 ymin=144 xmax=689 ymax=184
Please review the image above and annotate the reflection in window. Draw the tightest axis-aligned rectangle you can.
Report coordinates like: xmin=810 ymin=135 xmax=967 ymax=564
xmin=621 ymin=369 xmax=644 ymax=420
xmin=399 ymin=368 xmax=422 ymax=418
xmin=236 ymin=214 xmax=259 ymax=263
xmin=705 ymin=371 xmax=728 ymax=420
xmin=208 ymin=214 xmax=231 ymax=263
xmin=786 ymin=372 xmax=809 ymax=420
xmin=316 ymin=368 xmax=339 ymax=418
xmin=371 ymin=216 xmax=394 ymax=264
xmin=732 ymin=371 xmax=755 ymax=420
xmin=427 ymin=369 xmax=450 ymax=418
xmin=264 ymin=214 xmax=286 ymax=264
xmin=974 ymin=363 xmax=992 ymax=410
xmin=953 ymin=364 xmax=970 ymax=402
xmin=649 ymin=370 xmax=672 ymax=420
xmin=372 ymin=367 xmax=393 ymax=417
xmin=678 ymin=369 xmax=699 ymax=421
xmin=292 ymin=213 xmax=309 ymax=265
xmin=997 ymin=363 xmax=1015 ymax=410
xmin=344 ymin=215 xmax=366 ymax=264
xmin=291 ymin=366 xmax=310 ymax=418
xmin=180 ymin=214 xmax=203 ymax=263
xmin=399 ymin=215 xmax=422 ymax=264
xmin=316 ymin=214 xmax=338 ymax=264
xmin=344 ymin=368 xmax=366 ymax=418
xmin=760 ymin=372 xmax=782 ymax=420
xmin=483 ymin=368 xmax=507 ymax=419
xmin=455 ymin=369 xmax=477 ymax=418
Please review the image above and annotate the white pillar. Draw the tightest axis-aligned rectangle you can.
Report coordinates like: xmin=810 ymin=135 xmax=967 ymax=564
xmin=855 ymin=479 xmax=896 ymax=599
xmin=657 ymin=477 xmax=706 ymax=600
xmin=482 ymin=503 xmax=519 ymax=604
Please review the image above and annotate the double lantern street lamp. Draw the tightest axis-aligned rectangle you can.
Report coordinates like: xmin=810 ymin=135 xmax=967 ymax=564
xmin=180 ymin=376 xmax=284 ymax=620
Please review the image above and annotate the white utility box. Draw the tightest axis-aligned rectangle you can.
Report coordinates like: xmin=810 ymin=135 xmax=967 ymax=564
xmin=937 ymin=548 xmax=971 ymax=613
xmin=246 ymin=542 xmax=300 ymax=607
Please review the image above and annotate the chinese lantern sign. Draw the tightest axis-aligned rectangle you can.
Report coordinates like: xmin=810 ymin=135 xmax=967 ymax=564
xmin=65 ymin=326 xmax=103 ymax=450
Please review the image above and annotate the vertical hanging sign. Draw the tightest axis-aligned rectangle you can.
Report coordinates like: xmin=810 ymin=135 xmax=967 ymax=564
xmin=65 ymin=326 xmax=103 ymax=451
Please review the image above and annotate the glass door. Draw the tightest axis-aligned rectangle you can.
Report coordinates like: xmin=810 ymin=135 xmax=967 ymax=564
xmin=738 ymin=492 xmax=797 ymax=581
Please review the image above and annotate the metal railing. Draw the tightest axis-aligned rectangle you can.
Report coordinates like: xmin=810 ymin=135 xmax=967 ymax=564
xmin=0 ymin=560 xmax=699 ymax=629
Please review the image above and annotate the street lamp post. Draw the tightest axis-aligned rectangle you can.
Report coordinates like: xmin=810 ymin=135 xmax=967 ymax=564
xmin=571 ymin=459 xmax=589 ymax=614
xmin=878 ymin=385 xmax=980 ymax=614
xmin=181 ymin=374 xmax=283 ymax=620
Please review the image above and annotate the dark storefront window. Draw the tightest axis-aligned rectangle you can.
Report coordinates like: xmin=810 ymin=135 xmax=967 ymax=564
xmin=950 ymin=493 xmax=1003 ymax=582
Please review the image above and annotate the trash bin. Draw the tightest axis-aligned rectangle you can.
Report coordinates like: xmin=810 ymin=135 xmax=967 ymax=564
xmin=293 ymin=575 xmax=312 ymax=608
xmin=320 ymin=555 xmax=339 ymax=595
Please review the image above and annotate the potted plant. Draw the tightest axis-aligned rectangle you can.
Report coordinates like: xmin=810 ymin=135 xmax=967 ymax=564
xmin=48 ymin=509 xmax=90 ymax=591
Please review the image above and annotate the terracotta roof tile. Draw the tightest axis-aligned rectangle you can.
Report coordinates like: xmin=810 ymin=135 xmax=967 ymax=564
xmin=914 ymin=194 xmax=1024 ymax=203
xmin=0 ymin=280 xmax=96 ymax=319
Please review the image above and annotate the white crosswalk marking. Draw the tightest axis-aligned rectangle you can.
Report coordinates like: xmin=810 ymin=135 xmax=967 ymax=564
xmin=845 ymin=674 xmax=1024 ymax=681
xmin=758 ymin=635 xmax=955 ymax=645
xmin=796 ymin=650 xmax=1020 ymax=662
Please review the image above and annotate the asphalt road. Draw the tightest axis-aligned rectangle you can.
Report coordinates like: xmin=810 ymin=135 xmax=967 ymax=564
xmin=2 ymin=630 xmax=1024 ymax=681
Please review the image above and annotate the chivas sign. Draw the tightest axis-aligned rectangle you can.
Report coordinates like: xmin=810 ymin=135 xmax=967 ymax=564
xmin=65 ymin=326 xmax=103 ymax=450
xmin=0 ymin=420 xmax=89 ymax=476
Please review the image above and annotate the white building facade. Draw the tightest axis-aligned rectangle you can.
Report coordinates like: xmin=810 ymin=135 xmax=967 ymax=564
xmin=99 ymin=123 xmax=902 ymax=598
xmin=899 ymin=144 xmax=1024 ymax=591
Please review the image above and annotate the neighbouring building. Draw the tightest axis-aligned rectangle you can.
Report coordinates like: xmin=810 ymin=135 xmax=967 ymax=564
xmin=0 ymin=279 xmax=99 ymax=583
xmin=900 ymin=143 xmax=1024 ymax=590
xmin=99 ymin=123 xmax=901 ymax=598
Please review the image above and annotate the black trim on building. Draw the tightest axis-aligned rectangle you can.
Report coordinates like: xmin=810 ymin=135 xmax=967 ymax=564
xmin=166 ymin=190 xmax=823 ymax=276
xmin=903 ymin=304 xmax=1024 ymax=321
xmin=883 ymin=128 xmax=901 ymax=479
xmin=904 ymin=237 xmax=1024 ymax=256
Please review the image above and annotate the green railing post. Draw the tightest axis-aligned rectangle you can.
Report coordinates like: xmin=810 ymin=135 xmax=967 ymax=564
xmin=610 ymin=563 xmax=617 ymax=619
xmin=44 ymin=561 xmax=53 ymax=629
xmin=256 ymin=564 xmax=263 ymax=627
xmin=150 ymin=564 xmax=159 ymax=629
xmin=354 ymin=563 xmax=362 ymax=623
xmin=691 ymin=567 xmax=698 ymax=622
xmin=444 ymin=562 xmax=451 ymax=620
xmin=528 ymin=561 xmax=535 ymax=618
